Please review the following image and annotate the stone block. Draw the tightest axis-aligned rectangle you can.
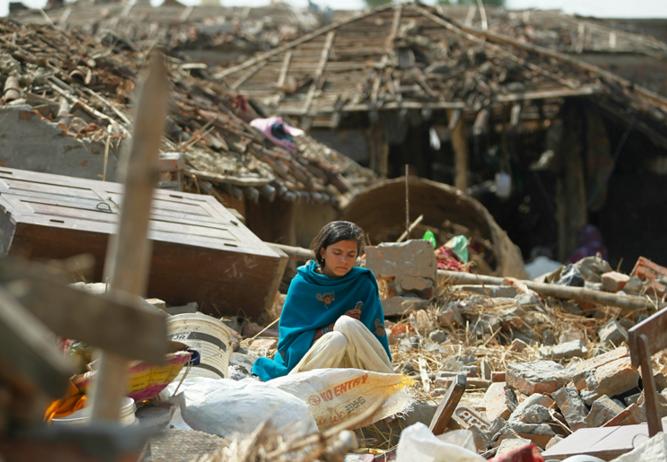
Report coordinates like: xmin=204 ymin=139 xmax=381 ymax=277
xmin=509 ymin=393 xmax=554 ymax=423
xmin=601 ymin=271 xmax=630 ymax=292
xmin=428 ymin=329 xmax=447 ymax=343
xmin=485 ymin=382 xmax=512 ymax=421
xmin=507 ymin=361 xmax=569 ymax=395
xmin=585 ymin=395 xmax=625 ymax=427
xmin=539 ymin=339 xmax=587 ymax=361
xmin=598 ymin=320 xmax=628 ymax=346
xmin=495 ymin=438 xmax=532 ymax=457
xmin=569 ymin=347 xmax=639 ymax=398
xmin=552 ymin=385 xmax=587 ymax=430
xmin=508 ymin=421 xmax=555 ymax=448
xmin=382 ymin=296 xmax=430 ymax=316
xmin=365 ymin=240 xmax=436 ymax=280
xmin=437 ymin=306 xmax=463 ymax=328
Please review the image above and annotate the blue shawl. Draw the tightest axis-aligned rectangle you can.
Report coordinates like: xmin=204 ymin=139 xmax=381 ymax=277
xmin=252 ymin=260 xmax=391 ymax=381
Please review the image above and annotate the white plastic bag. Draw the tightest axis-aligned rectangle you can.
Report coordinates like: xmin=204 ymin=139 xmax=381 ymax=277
xmin=163 ymin=377 xmax=317 ymax=438
xmin=268 ymin=368 xmax=413 ymax=430
xmin=396 ymin=423 xmax=485 ymax=462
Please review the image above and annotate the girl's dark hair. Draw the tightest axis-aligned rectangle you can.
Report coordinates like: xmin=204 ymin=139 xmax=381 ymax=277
xmin=310 ymin=221 xmax=365 ymax=267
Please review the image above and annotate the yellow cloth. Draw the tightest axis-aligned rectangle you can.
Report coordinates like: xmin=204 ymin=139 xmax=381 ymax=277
xmin=44 ymin=381 xmax=87 ymax=421
xmin=290 ymin=315 xmax=393 ymax=374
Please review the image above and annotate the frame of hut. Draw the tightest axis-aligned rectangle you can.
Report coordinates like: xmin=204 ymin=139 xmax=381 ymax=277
xmin=0 ymin=19 xmax=375 ymax=250
xmin=219 ymin=2 xmax=667 ymax=268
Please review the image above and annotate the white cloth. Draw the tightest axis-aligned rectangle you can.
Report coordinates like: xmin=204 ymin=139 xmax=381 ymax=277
xmin=290 ymin=315 xmax=393 ymax=374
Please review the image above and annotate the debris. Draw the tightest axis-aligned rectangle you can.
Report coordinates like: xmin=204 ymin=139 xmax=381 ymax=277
xmin=599 ymin=320 xmax=629 ymax=346
xmin=585 ymin=395 xmax=626 ymax=427
xmin=539 ymin=339 xmax=588 ymax=360
xmin=602 ymin=271 xmax=631 ymax=293
xmin=506 ymin=361 xmax=569 ymax=395
xmin=484 ymin=382 xmax=512 ymax=421
xmin=552 ymin=385 xmax=588 ymax=430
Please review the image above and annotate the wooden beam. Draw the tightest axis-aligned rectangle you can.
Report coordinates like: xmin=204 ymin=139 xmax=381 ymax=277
xmin=89 ymin=52 xmax=169 ymax=423
xmin=5 ymin=274 xmax=167 ymax=364
xmin=302 ymin=31 xmax=335 ymax=115
xmin=429 ymin=374 xmax=467 ymax=435
xmin=449 ymin=109 xmax=469 ymax=192
xmin=276 ymin=51 xmax=293 ymax=89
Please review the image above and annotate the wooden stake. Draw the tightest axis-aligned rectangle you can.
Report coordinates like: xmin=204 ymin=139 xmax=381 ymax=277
xmin=404 ymin=165 xmax=410 ymax=237
xmin=89 ymin=51 xmax=169 ymax=422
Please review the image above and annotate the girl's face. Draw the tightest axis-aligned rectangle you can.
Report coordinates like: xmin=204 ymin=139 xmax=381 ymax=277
xmin=320 ymin=240 xmax=358 ymax=278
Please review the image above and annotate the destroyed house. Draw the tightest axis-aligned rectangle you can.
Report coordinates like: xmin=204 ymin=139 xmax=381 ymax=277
xmin=11 ymin=1 xmax=324 ymax=66
xmin=433 ymin=5 xmax=667 ymax=98
xmin=0 ymin=19 xmax=375 ymax=248
xmin=220 ymin=2 xmax=667 ymax=269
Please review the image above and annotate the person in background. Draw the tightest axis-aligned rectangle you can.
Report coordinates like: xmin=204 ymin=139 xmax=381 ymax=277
xmin=252 ymin=221 xmax=392 ymax=381
xmin=569 ymin=224 xmax=608 ymax=263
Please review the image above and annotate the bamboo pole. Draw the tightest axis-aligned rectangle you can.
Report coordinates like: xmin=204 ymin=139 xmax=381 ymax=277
xmin=89 ymin=52 xmax=169 ymax=422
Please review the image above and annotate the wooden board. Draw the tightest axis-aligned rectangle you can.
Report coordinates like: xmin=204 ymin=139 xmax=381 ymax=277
xmin=541 ymin=423 xmax=655 ymax=460
xmin=0 ymin=167 xmax=287 ymax=318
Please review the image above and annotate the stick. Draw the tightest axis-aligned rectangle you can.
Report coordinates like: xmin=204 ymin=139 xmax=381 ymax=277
xmin=248 ymin=317 xmax=280 ymax=341
xmin=89 ymin=51 xmax=169 ymax=422
xmin=438 ymin=270 xmax=659 ymax=311
xmin=404 ymin=166 xmax=409 ymax=237
xmin=396 ymin=214 xmax=424 ymax=243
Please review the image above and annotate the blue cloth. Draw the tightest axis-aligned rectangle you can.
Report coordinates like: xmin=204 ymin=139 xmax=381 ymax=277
xmin=252 ymin=260 xmax=391 ymax=381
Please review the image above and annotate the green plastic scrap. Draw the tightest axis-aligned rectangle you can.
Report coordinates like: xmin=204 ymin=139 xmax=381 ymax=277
xmin=422 ymin=230 xmax=437 ymax=248
xmin=445 ymin=235 xmax=469 ymax=263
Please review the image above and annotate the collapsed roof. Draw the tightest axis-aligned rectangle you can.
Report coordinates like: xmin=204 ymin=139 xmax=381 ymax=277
xmin=219 ymin=3 xmax=667 ymax=148
xmin=0 ymin=19 xmax=374 ymax=203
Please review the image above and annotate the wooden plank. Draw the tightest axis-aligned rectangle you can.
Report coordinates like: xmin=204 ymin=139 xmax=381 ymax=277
xmin=90 ymin=51 xmax=169 ymax=422
xmin=0 ymin=259 xmax=168 ymax=363
xmin=629 ymin=306 xmax=667 ymax=365
xmin=302 ymin=31 xmax=336 ymax=116
xmin=638 ymin=334 xmax=663 ymax=437
xmin=429 ymin=374 xmax=467 ymax=435
xmin=0 ymin=287 xmax=73 ymax=399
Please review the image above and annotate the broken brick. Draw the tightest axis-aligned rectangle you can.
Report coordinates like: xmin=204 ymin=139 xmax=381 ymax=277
xmin=507 ymin=361 xmax=569 ymax=395
xmin=552 ymin=385 xmax=587 ymax=430
xmin=539 ymin=339 xmax=587 ymax=360
xmin=484 ymin=382 xmax=512 ymax=421
xmin=585 ymin=395 xmax=625 ymax=427
xmin=601 ymin=271 xmax=630 ymax=292
xmin=598 ymin=320 xmax=628 ymax=346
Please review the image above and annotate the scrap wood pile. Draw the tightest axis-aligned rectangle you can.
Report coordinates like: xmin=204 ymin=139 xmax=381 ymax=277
xmin=0 ymin=19 xmax=375 ymax=203
xmin=12 ymin=2 xmax=322 ymax=66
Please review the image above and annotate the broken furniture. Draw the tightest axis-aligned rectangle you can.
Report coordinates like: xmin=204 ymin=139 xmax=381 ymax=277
xmin=0 ymin=167 xmax=287 ymax=318
xmin=628 ymin=305 xmax=667 ymax=437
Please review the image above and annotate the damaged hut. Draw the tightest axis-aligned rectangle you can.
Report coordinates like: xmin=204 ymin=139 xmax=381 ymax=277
xmin=434 ymin=4 xmax=667 ymax=97
xmin=11 ymin=0 xmax=324 ymax=67
xmin=0 ymin=19 xmax=375 ymax=249
xmin=219 ymin=2 xmax=667 ymax=270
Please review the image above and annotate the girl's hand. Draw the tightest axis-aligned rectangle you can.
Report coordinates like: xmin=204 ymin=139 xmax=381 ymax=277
xmin=345 ymin=308 xmax=361 ymax=320
xmin=313 ymin=323 xmax=334 ymax=342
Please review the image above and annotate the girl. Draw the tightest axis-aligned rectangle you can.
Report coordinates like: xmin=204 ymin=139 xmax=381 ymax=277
xmin=252 ymin=221 xmax=392 ymax=381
